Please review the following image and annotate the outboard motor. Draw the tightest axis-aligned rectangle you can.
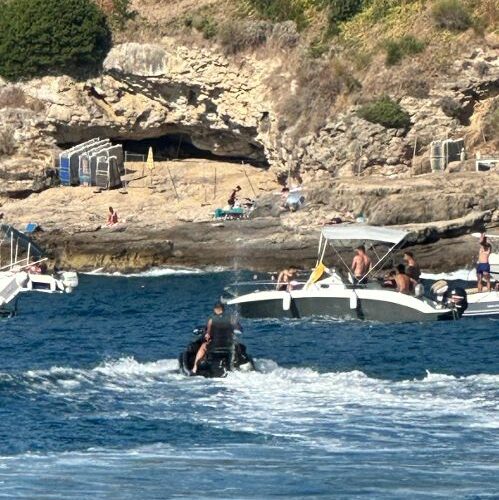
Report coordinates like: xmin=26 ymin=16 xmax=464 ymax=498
xmin=430 ymin=280 xmax=449 ymax=304
xmin=445 ymin=286 xmax=468 ymax=318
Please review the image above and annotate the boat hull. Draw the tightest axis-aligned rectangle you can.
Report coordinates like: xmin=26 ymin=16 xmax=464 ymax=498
xmin=464 ymin=291 xmax=499 ymax=317
xmin=232 ymin=288 xmax=458 ymax=323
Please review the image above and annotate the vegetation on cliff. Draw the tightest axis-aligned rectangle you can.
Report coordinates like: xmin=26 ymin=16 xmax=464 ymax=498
xmin=0 ymin=0 xmax=111 ymax=81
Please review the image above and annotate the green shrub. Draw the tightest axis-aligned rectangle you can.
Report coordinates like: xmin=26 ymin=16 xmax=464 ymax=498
xmin=109 ymin=0 xmax=136 ymax=30
xmin=384 ymin=35 xmax=426 ymax=65
xmin=218 ymin=20 xmax=272 ymax=54
xmin=242 ymin=0 xmax=308 ymax=30
xmin=323 ymin=0 xmax=364 ymax=23
xmin=431 ymin=0 xmax=472 ymax=31
xmin=0 ymin=0 xmax=111 ymax=81
xmin=358 ymin=96 xmax=411 ymax=129
xmin=189 ymin=14 xmax=218 ymax=39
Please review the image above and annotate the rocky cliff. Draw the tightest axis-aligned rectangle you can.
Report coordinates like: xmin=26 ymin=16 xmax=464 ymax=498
xmin=0 ymin=0 xmax=498 ymax=271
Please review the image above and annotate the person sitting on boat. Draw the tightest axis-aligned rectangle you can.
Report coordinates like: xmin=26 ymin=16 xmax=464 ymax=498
xmin=106 ymin=206 xmax=118 ymax=226
xmin=382 ymin=270 xmax=397 ymax=289
xmin=394 ymin=264 xmax=412 ymax=294
xmin=276 ymin=266 xmax=298 ymax=291
xmin=351 ymin=245 xmax=372 ymax=284
xmin=403 ymin=251 xmax=421 ymax=283
xmin=192 ymin=302 xmax=239 ymax=374
xmin=228 ymin=186 xmax=242 ymax=208
xmin=477 ymin=233 xmax=492 ymax=292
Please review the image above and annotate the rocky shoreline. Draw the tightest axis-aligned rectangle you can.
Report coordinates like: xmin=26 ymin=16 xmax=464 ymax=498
xmin=1 ymin=161 xmax=497 ymax=275
xmin=31 ymin=218 xmax=489 ymax=275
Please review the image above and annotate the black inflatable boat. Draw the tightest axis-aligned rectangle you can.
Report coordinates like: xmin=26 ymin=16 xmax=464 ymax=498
xmin=179 ymin=327 xmax=255 ymax=378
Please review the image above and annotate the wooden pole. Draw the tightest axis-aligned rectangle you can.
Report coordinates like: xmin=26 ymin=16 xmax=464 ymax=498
xmin=167 ymin=164 xmax=180 ymax=201
xmin=411 ymin=136 xmax=417 ymax=177
xmin=243 ymin=168 xmax=257 ymax=198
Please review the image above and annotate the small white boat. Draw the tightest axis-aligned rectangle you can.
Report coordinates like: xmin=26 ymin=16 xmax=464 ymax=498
xmin=0 ymin=225 xmax=78 ymax=316
xmin=226 ymin=225 xmax=468 ymax=323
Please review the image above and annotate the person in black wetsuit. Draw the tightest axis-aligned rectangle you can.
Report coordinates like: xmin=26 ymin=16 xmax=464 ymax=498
xmin=192 ymin=302 xmax=239 ymax=374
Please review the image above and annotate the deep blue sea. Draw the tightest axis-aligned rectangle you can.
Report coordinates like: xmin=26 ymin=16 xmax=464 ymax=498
xmin=0 ymin=269 xmax=498 ymax=499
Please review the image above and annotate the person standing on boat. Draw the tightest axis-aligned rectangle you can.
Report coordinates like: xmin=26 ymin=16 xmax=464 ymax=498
xmin=192 ymin=303 xmax=238 ymax=374
xmin=403 ymin=251 xmax=421 ymax=283
xmin=276 ymin=266 xmax=298 ymax=291
xmin=351 ymin=245 xmax=372 ymax=284
xmin=477 ymin=233 xmax=491 ymax=292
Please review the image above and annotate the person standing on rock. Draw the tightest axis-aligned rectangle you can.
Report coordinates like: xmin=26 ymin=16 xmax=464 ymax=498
xmin=228 ymin=186 xmax=241 ymax=208
xmin=477 ymin=233 xmax=491 ymax=292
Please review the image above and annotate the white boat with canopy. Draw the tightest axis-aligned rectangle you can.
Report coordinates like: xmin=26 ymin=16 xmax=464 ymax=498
xmin=0 ymin=224 xmax=78 ymax=316
xmin=225 ymin=224 xmax=468 ymax=322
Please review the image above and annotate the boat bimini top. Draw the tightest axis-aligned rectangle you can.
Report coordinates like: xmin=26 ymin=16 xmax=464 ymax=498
xmin=312 ymin=224 xmax=410 ymax=286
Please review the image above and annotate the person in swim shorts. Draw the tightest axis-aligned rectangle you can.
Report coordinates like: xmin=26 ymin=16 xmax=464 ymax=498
xmin=477 ymin=233 xmax=491 ymax=292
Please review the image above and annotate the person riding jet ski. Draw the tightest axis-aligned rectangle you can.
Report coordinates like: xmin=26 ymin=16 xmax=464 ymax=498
xmin=179 ymin=302 xmax=254 ymax=377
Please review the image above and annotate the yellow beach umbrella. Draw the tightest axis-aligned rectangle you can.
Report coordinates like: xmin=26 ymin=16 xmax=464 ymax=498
xmin=146 ymin=147 xmax=155 ymax=170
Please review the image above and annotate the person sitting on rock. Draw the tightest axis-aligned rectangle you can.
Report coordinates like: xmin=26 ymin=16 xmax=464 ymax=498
xmin=395 ymin=264 xmax=412 ymax=294
xmin=228 ymin=186 xmax=241 ymax=208
xmin=106 ymin=206 xmax=118 ymax=226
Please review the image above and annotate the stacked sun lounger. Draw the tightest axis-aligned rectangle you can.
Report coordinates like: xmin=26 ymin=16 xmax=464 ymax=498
xmin=59 ymin=139 xmax=124 ymax=189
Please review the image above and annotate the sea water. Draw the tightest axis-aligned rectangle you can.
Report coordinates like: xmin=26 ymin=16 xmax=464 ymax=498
xmin=0 ymin=270 xmax=498 ymax=499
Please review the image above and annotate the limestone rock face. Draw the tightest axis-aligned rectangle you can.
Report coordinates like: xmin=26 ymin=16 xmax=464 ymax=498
xmin=0 ymin=40 xmax=497 ymax=198
xmin=3 ymin=40 xmax=275 ymax=170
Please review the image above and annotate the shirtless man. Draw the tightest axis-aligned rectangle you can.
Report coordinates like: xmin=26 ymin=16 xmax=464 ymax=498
xmin=394 ymin=264 xmax=412 ymax=294
xmin=477 ymin=233 xmax=492 ymax=292
xmin=276 ymin=266 xmax=298 ymax=291
xmin=351 ymin=245 xmax=372 ymax=283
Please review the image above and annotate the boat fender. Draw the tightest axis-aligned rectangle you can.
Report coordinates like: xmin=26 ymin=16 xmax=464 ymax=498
xmin=282 ymin=293 xmax=291 ymax=311
xmin=349 ymin=292 xmax=358 ymax=310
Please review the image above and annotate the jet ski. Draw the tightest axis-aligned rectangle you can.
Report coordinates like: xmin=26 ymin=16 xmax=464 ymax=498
xmin=179 ymin=326 xmax=255 ymax=378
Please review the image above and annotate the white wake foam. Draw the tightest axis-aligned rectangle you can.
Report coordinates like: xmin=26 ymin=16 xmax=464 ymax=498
xmin=84 ymin=266 xmax=226 ymax=278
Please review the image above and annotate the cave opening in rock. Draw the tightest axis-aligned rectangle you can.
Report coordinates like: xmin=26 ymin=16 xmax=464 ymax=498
xmin=58 ymin=131 xmax=269 ymax=168
xmin=122 ymin=133 xmax=259 ymax=165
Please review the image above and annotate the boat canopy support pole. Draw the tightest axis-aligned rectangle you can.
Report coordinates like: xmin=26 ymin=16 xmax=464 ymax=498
xmin=330 ymin=243 xmax=355 ymax=281
xmin=361 ymin=242 xmax=402 ymax=282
